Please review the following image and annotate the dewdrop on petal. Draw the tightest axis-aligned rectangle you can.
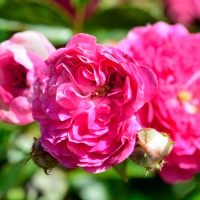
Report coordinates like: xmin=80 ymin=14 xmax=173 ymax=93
xmin=129 ymin=128 xmax=174 ymax=173
xmin=25 ymin=137 xmax=59 ymax=175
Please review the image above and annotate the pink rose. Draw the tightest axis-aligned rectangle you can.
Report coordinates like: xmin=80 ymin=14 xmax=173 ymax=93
xmin=163 ymin=0 xmax=200 ymax=25
xmin=117 ymin=22 xmax=200 ymax=183
xmin=28 ymin=33 xmax=157 ymax=173
xmin=0 ymin=31 xmax=56 ymax=125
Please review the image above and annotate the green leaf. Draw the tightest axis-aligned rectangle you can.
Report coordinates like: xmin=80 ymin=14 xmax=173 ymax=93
xmin=83 ymin=5 xmax=166 ymax=43
xmin=182 ymin=174 xmax=200 ymax=200
xmin=113 ymin=159 xmax=128 ymax=182
xmin=87 ymin=28 xmax=127 ymax=43
xmin=0 ymin=18 xmax=72 ymax=46
xmin=126 ymin=159 xmax=155 ymax=178
xmin=0 ymin=123 xmax=21 ymax=162
xmin=0 ymin=0 xmax=73 ymax=45
xmin=6 ymin=187 xmax=25 ymax=200
xmin=0 ymin=121 xmax=20 ymax=132
xmin=84 ymin=6 xmax=159 ymax=31
xmin=0 ymin=0 xmax=70 ymax=27
xmin=0 ymin=160 xmax=24 ymax=197
xmin=71 ymin=0 xmax=90 ymax=9
xmin=0 ymin=30 xmax=12 ymax=42
xmin=172 ymin=180 xmax=196 ymax=198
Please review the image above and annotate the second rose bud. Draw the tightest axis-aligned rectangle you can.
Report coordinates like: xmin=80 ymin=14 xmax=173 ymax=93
xmin=130 ymin=128 xmax=174 ymax=173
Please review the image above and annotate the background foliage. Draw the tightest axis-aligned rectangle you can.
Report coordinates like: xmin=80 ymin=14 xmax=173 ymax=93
xmin=1 ymin=0 xmax=200 ymax=199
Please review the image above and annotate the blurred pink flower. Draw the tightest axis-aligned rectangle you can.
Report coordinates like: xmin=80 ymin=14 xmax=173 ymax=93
xmin=29 ymin=33 xmax=157 ymax=173
xmin=0 ymin=31 xmax=55 ymax=125
xmin=117 ymin=21 xmax=200 ymax=183
xmin=163 ymin=0 xmax=200 ymax=25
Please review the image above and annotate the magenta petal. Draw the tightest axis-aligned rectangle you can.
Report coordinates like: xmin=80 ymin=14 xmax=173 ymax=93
xmin=136 ymin=65 xmax=158 ymax=104
xmin=10 ymin=30 xmax=55 ymax=58
xmin=160 ymin=165 xmax=196 ymax=183
xmin=0 ymin=87 xmax=13 ymax=107
xmin=66 ymin=33 xmax=97 ymax=47
xmin=7 ymin=45 xmax=33 ymax=70
xmin=0 ymin=110 xmax=19 ymax=124
xmin=9 ymin=96 xmax=33 ymax=124
xmin=56 ymin=83 xmax=86 ymax=109
xmin=83 ymin=164 xmax=110 ymax=173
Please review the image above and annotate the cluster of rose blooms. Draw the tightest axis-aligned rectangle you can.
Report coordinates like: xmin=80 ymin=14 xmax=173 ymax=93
xmin=0 ymin=21 xmax=200 ymax=184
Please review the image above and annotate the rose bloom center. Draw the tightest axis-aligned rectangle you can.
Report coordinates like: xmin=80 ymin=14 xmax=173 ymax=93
xmin=1 ymin=63 xmax=27 ymax=89
xmin=178 ymin=90 xmax=199 ymax=114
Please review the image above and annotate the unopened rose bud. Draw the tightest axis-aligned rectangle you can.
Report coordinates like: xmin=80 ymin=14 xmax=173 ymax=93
xmin=25 ymin=137 xmax=59 ymax=175
xmin=129 ymin=128 xmax=174 ymax=173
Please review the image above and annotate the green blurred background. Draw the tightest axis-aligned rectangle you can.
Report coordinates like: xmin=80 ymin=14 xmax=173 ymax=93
xmin=1 ymin=0 xmax=200 ymax=199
